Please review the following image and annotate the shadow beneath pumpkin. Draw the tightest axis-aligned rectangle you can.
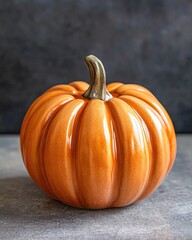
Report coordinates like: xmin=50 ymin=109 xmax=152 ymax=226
xmin=0 ymin=176 xmax=136 ymax=223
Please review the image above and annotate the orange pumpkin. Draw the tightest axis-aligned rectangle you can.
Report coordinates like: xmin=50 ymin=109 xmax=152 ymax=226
xmin=20 ymin=55 xmax=176 ymax=209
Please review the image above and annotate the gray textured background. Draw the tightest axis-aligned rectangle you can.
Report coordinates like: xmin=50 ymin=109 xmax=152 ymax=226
xmin=0 ymin=0 xmax=192 ymax=133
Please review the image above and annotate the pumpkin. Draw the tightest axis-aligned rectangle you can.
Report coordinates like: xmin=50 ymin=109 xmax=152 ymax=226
xmin=20 ymin=55 xmax=176 ymax=209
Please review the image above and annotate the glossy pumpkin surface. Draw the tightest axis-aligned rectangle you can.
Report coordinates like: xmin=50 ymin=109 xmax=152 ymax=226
xmin=20 ymin=55 xmax=176 ymax=209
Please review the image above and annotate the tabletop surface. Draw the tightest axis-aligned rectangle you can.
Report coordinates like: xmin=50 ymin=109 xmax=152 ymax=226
xmin=0 ymin=135 xmax=192 ymax=240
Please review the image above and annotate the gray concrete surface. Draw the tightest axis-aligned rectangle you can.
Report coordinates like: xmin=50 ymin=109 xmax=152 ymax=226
xmin=0 ymin=135 xmax=192 ymax=239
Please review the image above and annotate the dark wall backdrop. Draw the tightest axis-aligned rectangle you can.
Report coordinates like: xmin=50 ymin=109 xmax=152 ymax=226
xmin=0 ymin=0 xmax=192 ymax=133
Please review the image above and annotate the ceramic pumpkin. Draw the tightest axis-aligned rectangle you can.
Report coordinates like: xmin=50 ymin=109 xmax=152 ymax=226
xmin=20 ymin=55 xmax=176 ymax=209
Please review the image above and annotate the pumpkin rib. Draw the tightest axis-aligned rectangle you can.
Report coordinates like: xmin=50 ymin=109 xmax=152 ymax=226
xmin=20 ymin=91 xmax=74 ymax=145
xmin=21 ymin=94 xmax=74 ymax=165
xmin=69 ymin=100 xmax=89 ymax=207
xmin=113 ymin=97 xmax=153 ymax=203
xmin=104 ymin=101 xmax=123 ymax=206
xmin=120 ymin=96 xmax=171 ymax=200
xmin=75 ymin=100 xmax=115 ymax=208
xmin=120 ymin=90 xmax=171 ymax=133
xmin=105 ymin=99 xmax=125 ymax=206
xmin=69 ymin=81 xmax=89 ymax=92
xmin=21 ymin=95 xmax=74 ymax=197
xmin=107 ymin=82 xmax=124 ymax=92
xmin=114 ymin=84 xmax=155 ymax=97
xmin=126 ymin=93 xmax=176 ymax=175
xmin=119 ymin=90 xmax=158 ymax=102
xmin=46 ymin=84 xmax=77 ymax=94
xmin=107 ymin=98 xmax=150 ymax=207
xmin=42 ymin=99 xmax=86 ymax=206
xmin=21 ymin=93 xmax=73 ymax=165
xmin=38 ymin=101 xmax=74 ymax=199
xmin=119 ymin=94 xmax=176 ymax=175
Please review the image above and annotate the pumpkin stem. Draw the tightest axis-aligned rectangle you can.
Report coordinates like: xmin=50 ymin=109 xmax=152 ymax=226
xmin=83 ymin=55 xmax=112 ymax=101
